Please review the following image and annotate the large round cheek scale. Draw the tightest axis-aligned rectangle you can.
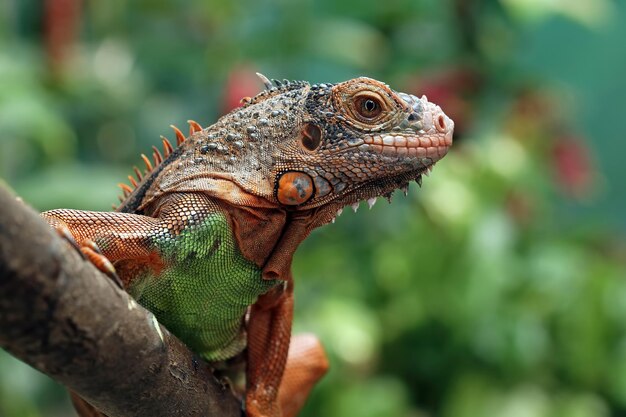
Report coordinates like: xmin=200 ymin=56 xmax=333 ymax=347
xmin=277 ymin=172 xmax=314 ymax=205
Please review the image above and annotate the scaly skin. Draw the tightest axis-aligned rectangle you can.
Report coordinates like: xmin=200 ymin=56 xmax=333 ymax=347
xmin=42 ymin=75 xmax=454 ymax=417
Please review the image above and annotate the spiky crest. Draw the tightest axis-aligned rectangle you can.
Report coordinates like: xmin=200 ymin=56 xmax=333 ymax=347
xmin=114 ymin=120 xmax=203 ymax=207
xmin=244 ymin=73 xmax=308 ymax=108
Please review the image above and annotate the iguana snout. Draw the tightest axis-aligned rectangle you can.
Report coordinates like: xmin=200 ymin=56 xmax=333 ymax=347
xmin=359 ymin=92 xmax=453 ymax=164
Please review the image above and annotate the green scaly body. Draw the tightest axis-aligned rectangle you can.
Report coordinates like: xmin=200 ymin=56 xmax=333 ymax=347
xmin=126 ymin=211 xmax=278 ymax=361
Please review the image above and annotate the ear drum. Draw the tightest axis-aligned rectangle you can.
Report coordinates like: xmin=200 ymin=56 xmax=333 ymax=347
xmin=300 ymin=123 xmax=322 ymax=151
xmin=277 ymin=172 xmax=314 ymax=205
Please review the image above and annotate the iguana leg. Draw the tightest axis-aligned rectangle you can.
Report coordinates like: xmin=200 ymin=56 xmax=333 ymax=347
xmin=278 ymin=334 xmax=329 ymax=417
xmin=42 ymin=193 xmax=222 ymax=287
xmin=246 ymin=283 xmax=294 ymax=417
xmin=42 ymin=209 xmax=160 ymax=262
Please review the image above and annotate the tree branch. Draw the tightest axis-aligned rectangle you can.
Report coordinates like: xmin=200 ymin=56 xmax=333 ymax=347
xmin=0 ymin=184 xmax=242 ymax=417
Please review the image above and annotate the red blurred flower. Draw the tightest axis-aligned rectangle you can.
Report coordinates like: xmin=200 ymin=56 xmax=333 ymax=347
xmin=222 ymin=66 xmax=262 ymax=115
xmin=551 ymin=135 xmax=595 ymax=199
xmin=45 ymin=0 xmax=82 ymax=75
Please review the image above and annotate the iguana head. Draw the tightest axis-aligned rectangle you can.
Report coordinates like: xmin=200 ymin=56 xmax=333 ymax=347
xmin=140 ymin=75 xmax=453 ymax=221
xmin=267 ymin=76 xmax=453 ymax=214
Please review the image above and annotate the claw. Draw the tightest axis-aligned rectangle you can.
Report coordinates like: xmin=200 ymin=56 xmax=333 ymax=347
xmin=367 ymin=197 xmax=377 ymax=210
xmin=170 ymin=125 xmax=186 ymax=146
xmin=416 ymin=175 xmax=423 ymax=187
xmin=351 ymin=202 xmax=359 ymax=213
xmin=84 ymin=239 xmax=103 ymax=255
xmin=53 ymin=226 xmax=123 ymax=288
xmin=127 ymin=175 xmax=138 ymax=188
xmin=401 ymin=184 xmax=409 ymax=196
xmin=336 ymin=208 xmax=343 ymax=217
xmin=55 ymin=226 xmax=86 ymax=260
xmin=81 ymin=245 xmax=124 ymax=289
xmin=187 ymin=120 xmax=203 ymax=135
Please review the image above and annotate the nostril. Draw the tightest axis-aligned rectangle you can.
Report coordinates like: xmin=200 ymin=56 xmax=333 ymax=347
xmin=408 ymin=113 xmax=418 ymax=122
xmin=436 ymin=115 xmax=446 ymax=132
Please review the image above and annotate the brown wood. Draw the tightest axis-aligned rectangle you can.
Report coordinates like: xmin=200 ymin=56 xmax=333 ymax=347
xmin=0 ymin=185 xmax=241 ymax=417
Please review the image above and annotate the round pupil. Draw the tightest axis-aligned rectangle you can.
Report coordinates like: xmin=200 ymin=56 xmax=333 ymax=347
xmin=364 ymin=99 xmax=377 ymax=112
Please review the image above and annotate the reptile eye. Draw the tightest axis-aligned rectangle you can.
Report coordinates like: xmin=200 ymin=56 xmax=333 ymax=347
xmin=300 ymin=123 xmax=322 ymax=151
xmin=355 ymin=95 xmax=383 ymax=119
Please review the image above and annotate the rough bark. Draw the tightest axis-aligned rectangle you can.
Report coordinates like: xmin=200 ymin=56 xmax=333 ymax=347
xmin=0 ymin=184 xmax=242 ymax=417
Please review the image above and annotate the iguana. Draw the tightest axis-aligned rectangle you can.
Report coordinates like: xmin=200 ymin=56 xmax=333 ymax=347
xmin=42 ymin=74 xmax=454 ymax=417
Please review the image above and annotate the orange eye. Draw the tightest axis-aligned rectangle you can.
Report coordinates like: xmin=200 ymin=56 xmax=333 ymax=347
xmin=354 ymin=95 xmax=383 ymax=119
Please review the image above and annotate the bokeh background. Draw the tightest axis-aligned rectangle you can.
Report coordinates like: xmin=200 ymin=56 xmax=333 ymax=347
xmin=2 ymin=0 xmax=626 ymax=416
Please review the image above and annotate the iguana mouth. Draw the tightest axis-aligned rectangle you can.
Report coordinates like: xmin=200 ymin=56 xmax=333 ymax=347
xmin=359 ymin=132 xmax=452 ymax=159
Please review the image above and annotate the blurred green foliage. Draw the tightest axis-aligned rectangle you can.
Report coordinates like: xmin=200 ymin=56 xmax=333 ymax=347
xmin=1 ymin=0 xmax=626 ymax=416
